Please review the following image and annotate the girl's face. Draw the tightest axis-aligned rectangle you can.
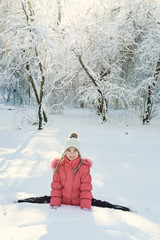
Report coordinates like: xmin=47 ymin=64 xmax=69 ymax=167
xmin=66 ymin=147 xmax=79 ymax=161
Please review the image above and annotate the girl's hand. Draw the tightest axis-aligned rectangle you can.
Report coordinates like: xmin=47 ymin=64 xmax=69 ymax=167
xmin=81 ymin=207 xmax=91 ymax=212
xmin=51 ymin=206 xmax=59 ymax=210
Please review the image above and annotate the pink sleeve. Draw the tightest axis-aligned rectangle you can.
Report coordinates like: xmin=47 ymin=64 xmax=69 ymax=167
xmin=80 ymin=166 xmax=92 ymax=209
xmin=50 ymin=172 xmax=62 ymax=206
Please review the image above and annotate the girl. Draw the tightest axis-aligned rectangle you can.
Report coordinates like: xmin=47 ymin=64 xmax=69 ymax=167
xmin=50 ymin=132 xmax=92 ymax=209
xmin=18 ymin=132 xmax=131 ymax=212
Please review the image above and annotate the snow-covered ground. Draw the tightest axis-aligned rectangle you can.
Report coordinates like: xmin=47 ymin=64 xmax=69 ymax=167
xmin=0 ymin=104 xmax=160 ymax=240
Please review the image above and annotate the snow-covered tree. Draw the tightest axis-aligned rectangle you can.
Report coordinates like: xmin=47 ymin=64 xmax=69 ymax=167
xmin=59 ymin=1 xmax=132 ymax=121
xmin=63 ymin=0 xmax=160 ymax=122
xmin=0 ymin=0 xmax=62 ymax=129
xmin=127 ymin=0 xmax=160 ymax=123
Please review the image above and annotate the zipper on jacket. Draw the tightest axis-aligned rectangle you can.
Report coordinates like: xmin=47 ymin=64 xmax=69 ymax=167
xmin=70 ymin=167 xmax=74 ymax=205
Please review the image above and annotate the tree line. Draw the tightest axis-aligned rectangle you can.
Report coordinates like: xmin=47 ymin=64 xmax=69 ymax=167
xmin=0 ymin=0 xmax=160 ymax=129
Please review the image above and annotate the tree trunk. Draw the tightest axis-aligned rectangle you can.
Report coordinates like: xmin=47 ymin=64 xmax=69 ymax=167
xmin=34 ymin=49 xmax=46 ymax=130
xmin=97 ymin=97 xmax=108 ymax=121
xmin=22 ymin=1 xmax=47 ymax=129
xmin=78 ymin=55 xmax=108 ymax=122
xmin=26 ymin=63 xmax=48 ymax=126
xmin=142 ymin=59 xmax=160 ymax=124
xmin=142 ymin=85 xmax=152 ymax=124
xmin=57 ymin=0 xmax=62 ymax=24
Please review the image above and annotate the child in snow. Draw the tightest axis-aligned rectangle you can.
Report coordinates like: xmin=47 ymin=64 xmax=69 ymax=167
xmin=18 ymin=132 xmax=130 ymax=212
xmin=50 ymin=132 xmax=92 ymax=209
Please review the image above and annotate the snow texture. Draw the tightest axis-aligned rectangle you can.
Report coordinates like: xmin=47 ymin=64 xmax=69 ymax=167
xmin=0 ymin=104 xmax=160 ymax=240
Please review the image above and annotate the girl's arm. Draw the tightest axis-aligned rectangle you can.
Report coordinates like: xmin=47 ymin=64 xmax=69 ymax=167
xmin=80 ymin=166 xmax=93 ymax=209
xmin=50 ymin=172 xmax=62 ymax=207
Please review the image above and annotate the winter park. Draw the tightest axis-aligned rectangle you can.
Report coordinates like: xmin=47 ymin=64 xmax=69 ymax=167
xmin=0 ymin=0 xmax=160 ymax=239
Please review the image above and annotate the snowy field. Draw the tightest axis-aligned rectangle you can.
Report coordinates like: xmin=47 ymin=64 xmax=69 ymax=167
xmin=0 ymin=104 xmax=160 ymax=240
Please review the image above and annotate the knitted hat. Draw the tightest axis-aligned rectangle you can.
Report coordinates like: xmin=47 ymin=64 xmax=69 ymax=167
xmin=63 ymin=132 xmax=81 ymax=153
xmin=54 ymin=132 xmax=83 ymax=174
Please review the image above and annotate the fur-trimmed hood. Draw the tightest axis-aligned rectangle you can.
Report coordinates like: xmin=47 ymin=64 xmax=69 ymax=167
xmin=50 ymin=157 xmax=92 ymax=170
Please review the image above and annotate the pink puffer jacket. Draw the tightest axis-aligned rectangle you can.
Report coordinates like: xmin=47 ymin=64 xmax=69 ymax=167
xmin=50 ymin=156 xmax=92 ymax=209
